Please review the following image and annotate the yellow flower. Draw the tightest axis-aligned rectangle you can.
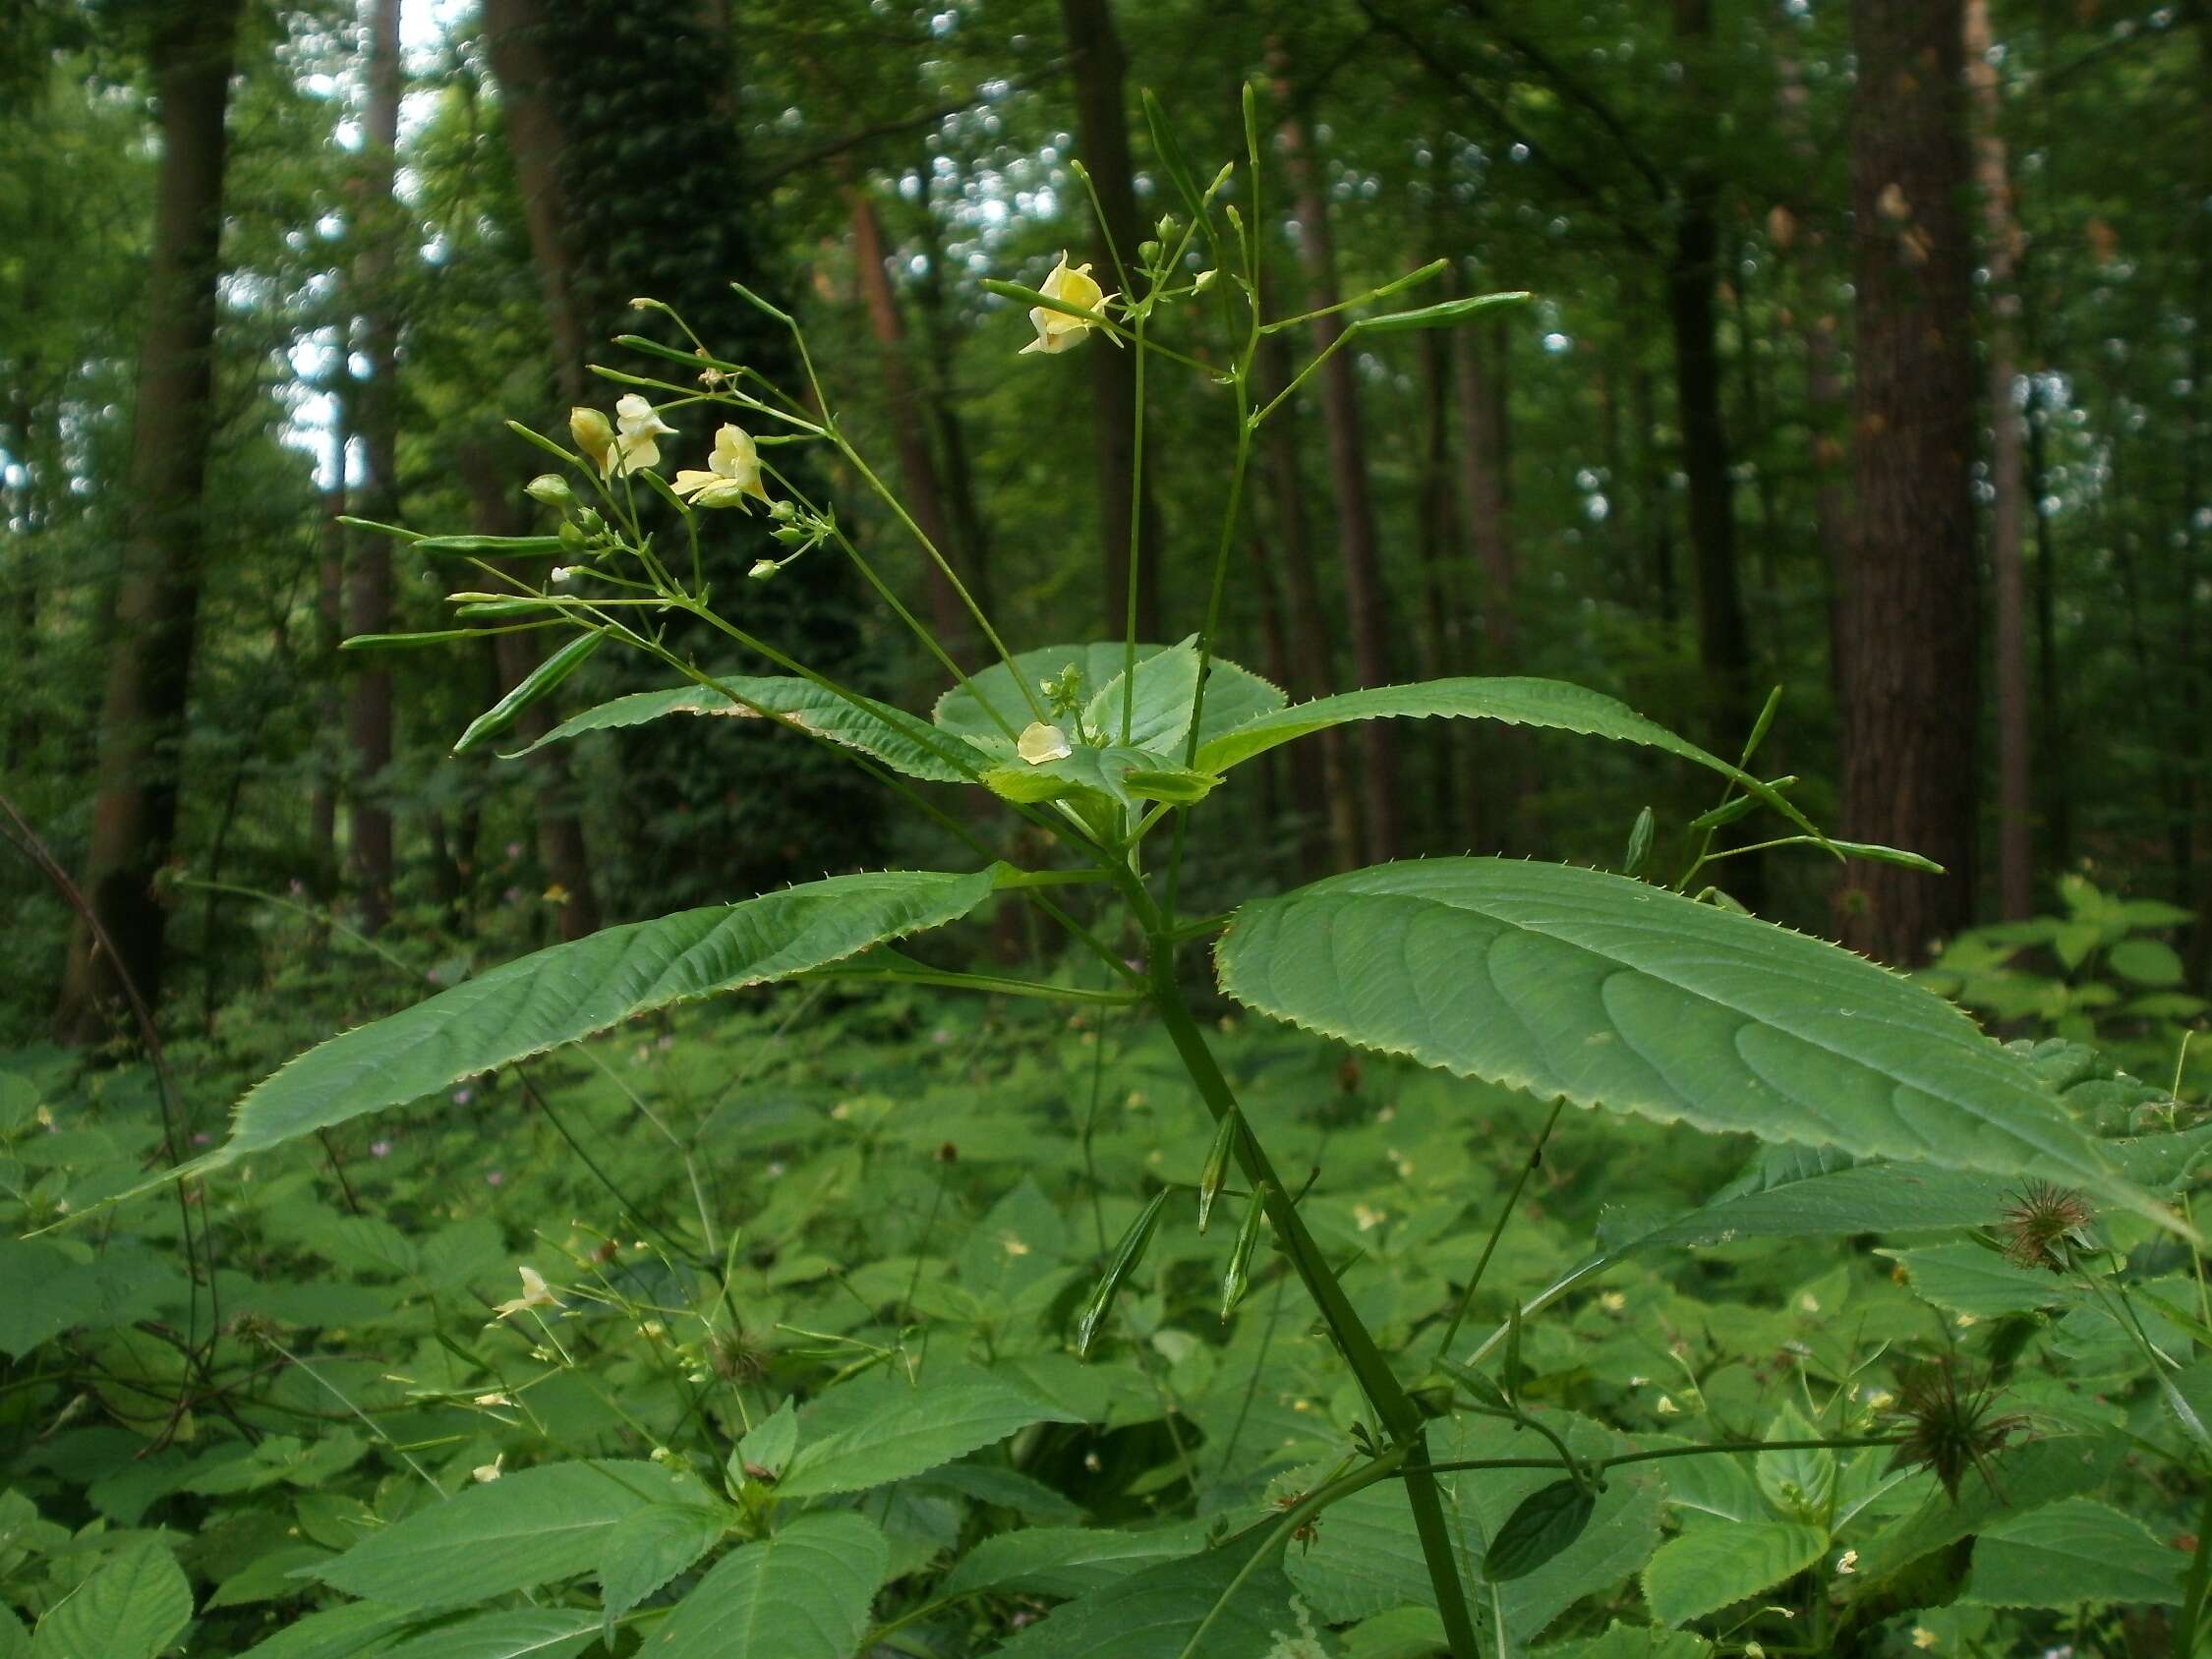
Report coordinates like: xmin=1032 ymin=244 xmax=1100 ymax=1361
xmin=609 ymin=394 xmax=675 ymax=477
xmin=492 ymin=1265 xmax=558 ymax=1320
xmin=569 ymin=406 xmax=614 ymax=472
xmin=472 ymin=1456 xmax=504 ymax=1483
xmin=672 ymin=424 xmax=773 ymax=510
xmin=1017 ymin=721 xmax=1073 ymax=764
xmin=1020 ymin=252 xmax=1117 ymax=355
xmin=1911 ymin=1628 xmax=1939 ymax=1650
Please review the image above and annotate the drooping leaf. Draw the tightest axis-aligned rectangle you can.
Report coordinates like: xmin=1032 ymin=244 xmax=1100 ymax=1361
xmin=777 ymin=1366 xmax=1083 ymax=1498
xmin=29 ymin=1544 xmax=193 ymax=1659
xmin=652 ymin=1513 xmax=887 ymax=1659
xmin=1193 ymin=679 xmax=1820 ymax=839
xmin=182 ymin=868 xmax=1001 ymax=1174
xmin=982 ymin=745 xmax=1220 ymax=812
xmin=595 ymin=1503 xmax=727 ymax=1622
xmin=504 ymin=672 xmax=990 ymax=782
xmin=1641 ymin=1521 xmax=1827 ymax=1627
xmin=990 ymin=1521 xmax=1308 ymax=1658
xmin=1956 ymin=1497 xmax=2185 ymax=1608
xmin=318 ymin=1459 xmax=709 ymax=1612
xmin=939 ymin=1522 xmax=1211 ymax=1601
xmin=934 ymin=640 xmax=1284 ymax=754
xmin=236 ymin=1603 xmax=410 ymax=1659
xmin=1215 ymin=859 xmax=2158 ymax=1219
xmin=1484 ymin=1480 xmax=1596 ymax=1581
xmin=375 ymin=1610 xmax=605 ymax=1659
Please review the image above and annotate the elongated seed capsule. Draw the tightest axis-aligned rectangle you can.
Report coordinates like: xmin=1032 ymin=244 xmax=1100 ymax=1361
xmin=1196 ymin=1110 xmax=1240 ymax=1234
xmin=452 ymin=629 xmax=606 ymax=755
xmin=1222 ymin=1186 xmax=1268 ymax=1321
xmin=1077 ymin=1188 xmax=1169 ymax=1357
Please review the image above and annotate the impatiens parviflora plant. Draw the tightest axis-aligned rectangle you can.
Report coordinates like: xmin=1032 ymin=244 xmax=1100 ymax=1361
xmin=87 ymin=86 xmax=2206 ymax=1657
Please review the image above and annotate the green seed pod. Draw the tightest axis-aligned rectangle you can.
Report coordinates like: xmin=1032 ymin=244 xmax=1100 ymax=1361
xmin=1221 ymin=1187 xmax=1268 ymax=1321
xmin=1624 ymin=807 xmax=1655 ymax=877
xmin=557 ymin=520 xmax=589 ymax=552
xmin=1077 ymin=1188 xmax=1169 ymax=1357
xmin=1196 ymin=1110 xmax=1240 ymax=1233
xmin=524 ymin=473 xmax=575 ymax=508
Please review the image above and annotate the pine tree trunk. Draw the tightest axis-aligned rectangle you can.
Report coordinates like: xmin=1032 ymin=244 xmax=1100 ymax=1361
xmin=1058 ymin=0 xmax=1162 ymax=641
xmin=54 ymin=0 xmax=243 ymax=1043
xmin=1838 ymin=0 xmax=1981 ymax=963
xmin=909 ymin=187 xmax=995 ymax=619
xmin=1964 ymin=0 xmax=2033 ymax=920
xmin=345 ymin=0 xmax=403 ymax=936
xmin=310 ymin=486 xmax=345 ymax=878
xmin=482 ymin=0 xmax=591 ymax=404
xmin=1276 ymin=86 xmax=1403 ymax=863
xmin=1415 ymin=327 xmax=1459 ymax=839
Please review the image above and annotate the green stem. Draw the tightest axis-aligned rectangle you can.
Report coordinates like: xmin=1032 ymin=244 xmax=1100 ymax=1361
xmin=1432 ymin=1098 xmax=1567 ymax=1363
xmin=2178 ymin=1479 xmax=2212 ymax=1654
xmin=1122 ymin=310 xmax=1149 ymax=745
xmin=1127 ymin=878 xmax=1480 ymax=1657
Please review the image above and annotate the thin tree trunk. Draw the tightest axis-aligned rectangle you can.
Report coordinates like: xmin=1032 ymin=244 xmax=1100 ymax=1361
xmin=458 ymin=442 xmax=603 ymax=941
xmin=1256 ymin=332 xmax=1359 ymax=874
xmin=346 ymin=0 xmax=403 ymax=936
xmin=909 ymin=186 xmax=995 ymax=618
xmin=482 ymin=0 xmax=591 ymax=404
xmin=845 ymin=175 xmax=974 ymax=665
xmin=54 ymin=0 xmax=244 ymax=1043
xmin=1276 ymin=82 xmax=1403 ymax=863
xmin=1058 ymin=0 xmax=1162 ymax=641
xmin=1964 ymin=0 xmax=2034 ymax=920
xmin=1668 ymin=1 xmax=1758 ymax=816
xmin=1455 ymin=304 xmax=1521 ymax=849
xmin=1415 ymin=327 xmax=1459 ymax=838
xmin=1632 ymin=364 xmax=1677 ymax=623
xmin=1837 ymin=0 xmax=1981 ymax=964
xmin=309 ymin=484 xmax=345 ymax=876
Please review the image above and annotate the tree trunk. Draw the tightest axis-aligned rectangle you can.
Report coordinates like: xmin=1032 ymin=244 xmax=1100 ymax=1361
xmin=345 ymin=0 xmax=403 ymax=936
xmin=909 ymin=185 xmax=995 ymax=619
xmin=1455 ymin=304 xmax=1521 ymax=849
xmin=1964 ymin=0 xmax=2033 ymax=921
xmin=1667 ymin=1 xmax=1757 ymax=793
xmin=1837 ymin=0 xmax=1981 ymax=964
xmin=1058 ymin=0 xmax=1163 ymax=641
xmin=1256 ymin=332 xmax=1359 ymax=874
xmin=458 ymin=442 xmax=603 ymax=941
xmin=1415 ymin=327 xmax=1460 ymax=839
xmin=845 ymin=175 xmax=975 ymax=665
xmin=482 ymin=0 xmax=592 ymax=404
xmin=53 ymin=0 xmax=243 ymax=1043
xmin=310 ymin=484 xmax=345 ymax=878
xmin=1276 ymin=85 xmax=1403 ymax=863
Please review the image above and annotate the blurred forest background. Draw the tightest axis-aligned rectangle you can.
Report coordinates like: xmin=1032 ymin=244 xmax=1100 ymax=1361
xmin=1 ymin=0 xmax=2207 ymax=1059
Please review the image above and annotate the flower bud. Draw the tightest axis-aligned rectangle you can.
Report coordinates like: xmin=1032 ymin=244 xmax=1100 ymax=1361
xmin=1137 ymin=240 xmax=1162 ymax=266
xmin=568 ymin=407 xmax=614 ymax=472
xmin=525 ymin=474 xmax=574 ymax=508
xmin=748 ymin=558 xmax=779 ymax=579
xmin=1155 ymin=213 xmax=1177 ymax=243
xmin=557 ymin=520 xmax=588 ymax=552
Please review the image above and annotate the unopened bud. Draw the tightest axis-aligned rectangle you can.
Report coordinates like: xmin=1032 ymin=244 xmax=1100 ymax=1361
xmin=1226 ymin=203 xmax=1245 ymax=235
xmin=557 ymin=520 xmax=589 ymax=552
xmin=525 ymin=474 xmax=574 ymax=508
xmin=1138 ymin=240 xmax=1161 ymax=265
xmin=1207 ymin=160 xmax=1235 ymax=196
xmin=749 ymin=558 xmax=779 ymax=579
xmin=1155 ymin=213 xmax=1176 ymax=243
xmin=568 ymin=407 xmax=613 ymax=471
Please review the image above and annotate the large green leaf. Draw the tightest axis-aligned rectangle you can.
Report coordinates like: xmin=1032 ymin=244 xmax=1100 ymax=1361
xmin=505 ymin=673 xmax=990 ymax=782
xmin=1610 ymin=1147 xmax=2013 ymax=1258
xmin=30 ymin=1544 xmax=193 ymax=1659
xmin=653 ymin=1513 xmax=887 ymax=1659
xmin=989 ymin=1521 xmax=1308 ymax=1658
xmin=1641 ymin=1521 xmax=1827 ymax=1627
xmin=1192 ymin=677 xmax=1820 ymax=837
xmin=319 ymin=1459 xmax=710 ymax=1612
xmin=376 ymin=1611 xmax=604 ymax=1659
xmin=940 ymin=1523 xmax=1210 ymax=1600
xmin=188 ymin=868 xmax=1001 ymax=1173
xmin=778 ymin=1364 xmax=1084 ymax=1498
xmin=1215 ymin=859 xmax=2158 ymax=1220
xmin=934 ymin=640 xmax=1284 ymax=754
xmin=237 ymin=1603 xmax=409 ymax=1659
xmin=1956 ymin=1498 xmax=2185 ymax=1608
